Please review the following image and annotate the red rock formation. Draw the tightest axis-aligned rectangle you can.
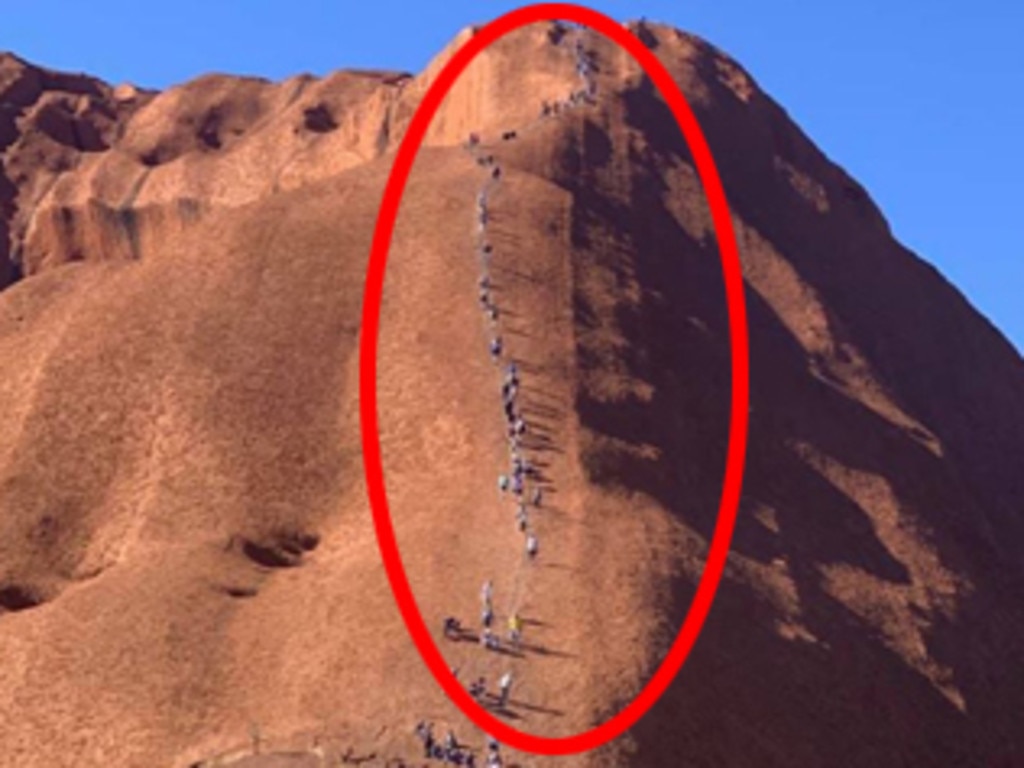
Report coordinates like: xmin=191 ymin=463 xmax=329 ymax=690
xmin=0 ymin=20 xmax=1021 ymax=768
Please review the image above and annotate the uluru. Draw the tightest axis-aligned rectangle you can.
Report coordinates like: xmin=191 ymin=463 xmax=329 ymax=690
xmin=1 ymin=15 xmax=1022 ymax=768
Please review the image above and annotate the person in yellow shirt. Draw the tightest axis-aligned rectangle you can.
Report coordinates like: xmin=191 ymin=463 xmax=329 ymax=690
xmin=508 ymin=612 xmax=522 ymax=648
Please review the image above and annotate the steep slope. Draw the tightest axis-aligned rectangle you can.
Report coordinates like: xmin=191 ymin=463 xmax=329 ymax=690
xmin=0 ymin=19 xmax=1022 ymax=768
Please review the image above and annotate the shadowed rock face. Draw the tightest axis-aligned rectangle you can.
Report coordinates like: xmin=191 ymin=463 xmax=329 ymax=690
xmin=0 ymin=20 xmax=1022 ymax=768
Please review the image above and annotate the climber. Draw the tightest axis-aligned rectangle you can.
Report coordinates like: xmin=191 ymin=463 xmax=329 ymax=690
xmin=498 ymin=671 xmax=513 ymax=708
xmin=416 ymin=722 xmax=435 ymax=758
xmin=514 ymin=416 xmax=526 ymax=436
xmin=492 ymin=166 xmax=501 ymax=180
xmin=511 ymin=473 xmax=524 ymax=497
xmin=512 ymin=455 xmax=525 ymax=476
xmin=532 ymin=486 xmax=543 ymax=507
xmin=467 ymin=132 xmax=480 ymax=147
xmin=490 ymin=336 xmax=503 ymax=360
xmin=516 ymin=503 xmax=528 ymax=533
xmin=508 ymin=612 xmax=523 ymax=647
xmin=481 ymin=627 xmax=499 ymax=650
xmin=443 ymin=616 xmax=461 ymax=640
xmin=469 ymin=676 xmax=487 ymax=699
xmin=481 ymin=603 xmax=494 ymax=629
xmin=415 ymin=721 xmax=430 ymax=742
xmin=481 ymin=243 xmax=493 ymax=256
xmin=481 ymin=579 xmax=493 ymax=605
xmin=498 ymin=474 xmax=509 ymax=494
xmin=526 ymin=533 xmax=539 ymax=560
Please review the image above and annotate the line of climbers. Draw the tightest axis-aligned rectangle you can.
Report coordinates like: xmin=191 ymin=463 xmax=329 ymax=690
xmin=414 ymin=24 xmax=599 ymax=768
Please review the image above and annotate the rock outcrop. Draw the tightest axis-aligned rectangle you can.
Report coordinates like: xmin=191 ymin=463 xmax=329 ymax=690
xmin=0 ymin=21 xmax=1021 ymax=768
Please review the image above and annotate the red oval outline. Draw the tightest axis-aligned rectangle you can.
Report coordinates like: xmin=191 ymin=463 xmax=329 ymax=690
xmin=360 ymin=2 xmax=749 ymax=756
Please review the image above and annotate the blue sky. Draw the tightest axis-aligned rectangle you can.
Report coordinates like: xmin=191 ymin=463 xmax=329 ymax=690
xmin=3 ymin=1 xmax=1021 ymax=352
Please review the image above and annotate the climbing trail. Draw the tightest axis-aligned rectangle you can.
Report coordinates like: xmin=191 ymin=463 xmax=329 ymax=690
xmin=416 ymin=23 xmax=602 ymax=766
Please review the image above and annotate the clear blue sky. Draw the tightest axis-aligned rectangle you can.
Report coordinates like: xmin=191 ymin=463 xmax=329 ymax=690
xmin=3 ymin=1 xmax=1021 ymax=353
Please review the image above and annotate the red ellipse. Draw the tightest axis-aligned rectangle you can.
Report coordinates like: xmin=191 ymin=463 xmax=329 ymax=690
xmin=360 ymin=2 xmax=750 ymax=756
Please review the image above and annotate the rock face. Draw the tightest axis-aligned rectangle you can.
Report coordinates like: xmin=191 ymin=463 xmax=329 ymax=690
xmin=1 ymin=21 xmax=1022 ymax=768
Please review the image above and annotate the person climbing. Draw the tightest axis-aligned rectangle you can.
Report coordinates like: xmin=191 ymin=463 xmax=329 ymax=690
xmin=481 ymin=579 xmax=493 ymax=605
xmin=511 ymin=473 xmax=523 ymax=497
xmin=532 ymin=486 xmax=543 ymax=507
xmin=504 ymin=400 xmax=516 ymax=423
xmin=481 ymin=627 xmax=499 ymax=650
xmin=498 ymin=474 xmax=509 ymax=494
xmin=415 ymin=721 xmax=430 ymax=743
xmin=467 ymin=132 xmax=480 ymax=147
xmin=469 ymin=676 xmax=486 ymax=699
xmin=443 ymin=616 xmax=461 ymax=640
xmin=481 ymin=603 xmax=494 ymax=629
xmin=488 ymin=305 xmax=499 ymax=322
xmin=490 ymin=336 xmax=503 ymax=360
xmin=516 ymin=504 xmax=528 ymax=533
xmin=491 ymin=166 xmax=501 ymax=180
xmin=514 ymin=417 xmax=526 ymax=436
xmin=482 ymin=243 xmax=493 ymax=256
xmin=508 ymin=612 xmax=523 ymax=647
xmin=526 ymin=532 xmax=539 ymax=560
xmin=479 ymin=275 xmax=490 ymax=291
xmin=443 ymin=731 xmax=459 ymax=767
xmin=417 ymin=722 xmax=435 ymax=758
xmin=498 ymin=671 xmax=513 ymax=708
